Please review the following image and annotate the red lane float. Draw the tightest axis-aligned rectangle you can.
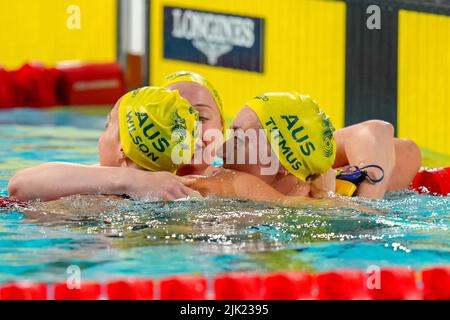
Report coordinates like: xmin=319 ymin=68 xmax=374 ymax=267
xmin=214 ymin=273 xmax=263 ymax=300
xmin=263 ymin=272 xmax=313 ymax=300
xmin=160 ymin=275 xmax=207 ymax=300
xmin=422 ymin=266 xmax=450 ymax=300
xmin=107 ymin=279 xmax=154 ymax=300
xmin=0 ymin=67 xmax=17 ymax=109
xmin=54 ymin=281 xmax=102 ymax=300
xmin=369 ymin=268 xmax=420 ymax=300
xmin=56 ymin=62 xmax=125 ymax=106
xmin=410 ymin=167 xmax=450 ymax=196
xmin=14 ymin=63 xmax=61 ymax=107
xmin=316 ymin=270 xmax=370 ymax=300
xmin=0 ymin=267 xmax=450 ymax=300
xmin=0 ymin=61 xmax=124 ymax=109
xmin=0 ymin=282 xmax=47 ymax=300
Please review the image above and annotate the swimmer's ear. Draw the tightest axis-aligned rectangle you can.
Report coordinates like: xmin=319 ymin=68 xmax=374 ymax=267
xmin=119 ymin=147 xmax=126 ymax=159
xmin=118 ymin=147 xmax=142 ymax=169
xmin=118 ymin=147 xmax=128 ymax=167
xmin=119 ymin=147 xmax=128 ymax=162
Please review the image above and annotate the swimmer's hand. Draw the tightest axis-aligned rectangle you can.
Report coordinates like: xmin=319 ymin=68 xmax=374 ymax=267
xmin=310 ymin=169 xmax=336 ymax=199
xmin=122 ymin=170 xmax=203 ymax=200
xmin=8 ymin=163 xmax=203 ymax=202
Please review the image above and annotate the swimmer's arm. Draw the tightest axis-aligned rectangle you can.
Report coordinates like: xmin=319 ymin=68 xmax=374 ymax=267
xmin=8 ymin=163 xmax=199 ymax=202
xmin=310 ymin=169 xmax=336 ymax=199
xmin=8 ymin=163 xmax=130 ymax=201
xmin=191 ymin=170 xmax=351 ymax=208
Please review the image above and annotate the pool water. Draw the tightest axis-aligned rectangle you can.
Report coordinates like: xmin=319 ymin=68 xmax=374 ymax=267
xmin=0 ymin=108 xmax=449 ymax=284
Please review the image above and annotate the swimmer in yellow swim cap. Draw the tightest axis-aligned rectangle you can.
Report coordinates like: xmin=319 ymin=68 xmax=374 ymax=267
xmin=163 ymin=71 xmax=226 ymax=132
xmin=162 ymin=73 xmax=421 ymax=199
xmin=103 ymin=86 xmax=199 ymax=173
xmin=9 ymin=80 xmax=420 ymax=203
xmin=191 ymin=92 xmax=340 ymax=203
xmin=245 ymin=92 xmax=336 ymax=182
xmin=8 ymin=70 xmax=228 ymax=202
xmin=7 ymin=89 xmax=354 ymax=209
xmin=8 ymin=86 xmax=206 ymax=201
xmin=163 ymin=71 xmax=225 ymax=175
xmin=192 ymin=92 xmax=420 ymax=202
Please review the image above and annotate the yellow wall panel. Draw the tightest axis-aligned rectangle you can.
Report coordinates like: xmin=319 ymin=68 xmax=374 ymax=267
xmin=398 ymin=10 xmax=450 ymax=155
xmin=0 ymin=0 xmax=117 ymax=69
xmin=150 ymin=0 xmax=346 ymax=127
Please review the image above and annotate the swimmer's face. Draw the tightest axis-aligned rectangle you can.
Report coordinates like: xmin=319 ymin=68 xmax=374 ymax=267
xmin=98 ymin=102 xmax=123 ymax=167
xmin=167 ymin=81 xmax=223 ymax=170
xmin=222 ymin=106 xmax=283 ymax=184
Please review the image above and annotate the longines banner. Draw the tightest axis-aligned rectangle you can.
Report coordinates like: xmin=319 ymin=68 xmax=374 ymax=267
xmin=163 ymin=6 xmax=265 ymax=72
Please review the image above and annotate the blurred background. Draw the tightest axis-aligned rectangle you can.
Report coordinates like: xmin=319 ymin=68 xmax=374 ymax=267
xmin=0 ymin=0 xmax=449 ymax=163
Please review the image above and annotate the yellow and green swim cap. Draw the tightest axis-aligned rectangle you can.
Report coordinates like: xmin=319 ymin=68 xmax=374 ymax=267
xmin=118 ymin=86 xmax=199 ymax=173
xmin=246 ymin=92 xmax=336 ymax=182
xmin=163 ymin=71 xmax=226 ymax=132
